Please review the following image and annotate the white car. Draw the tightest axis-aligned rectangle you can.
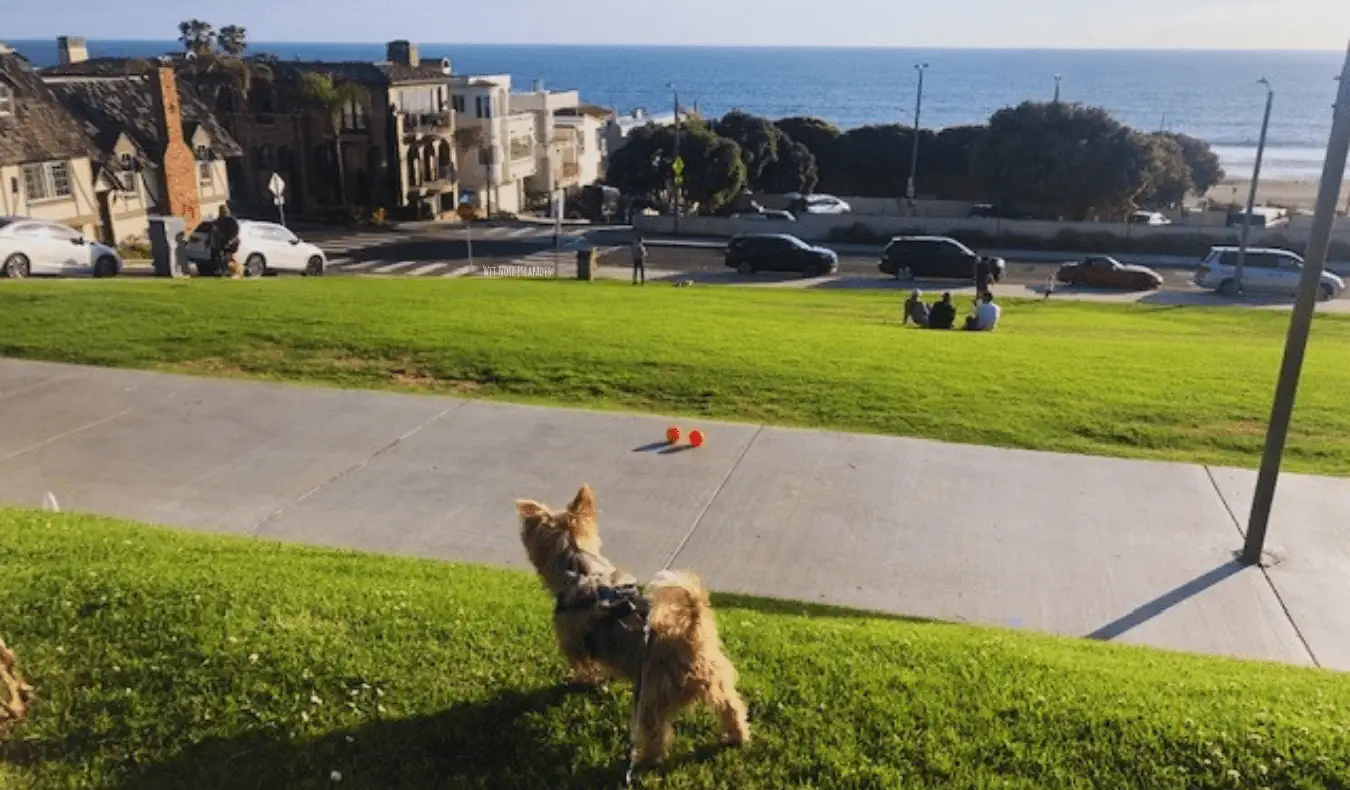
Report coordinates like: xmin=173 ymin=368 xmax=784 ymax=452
xmin=1194 ymin=246 xmax=1344 ymax=300
xmin=186 ymin=219 xmax=326 ymax=277
xmin=1129 ymin=211 xmax=1171 ymax=226
xmin=803 ymin=195 xmax=852 ymax=215
xmin=0 ymin=216 xmax=124 ymax=279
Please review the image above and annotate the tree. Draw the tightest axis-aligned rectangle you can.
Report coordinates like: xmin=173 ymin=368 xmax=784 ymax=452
xmin=831 ymin=125 xmax=917 ymax=197
xmin=606 ymin=121 xmax=746 ymax=214
xmin=1160 ymin=132 xmax=1225 ymax=195
xmin=1138 ymin=134 xmax=1194 ymax=209
xmin=217 ymin=25 xmax=248 ymax=57
xmin=972 ymin=101 xmax=1161 ymax=219
xmin=178 ymin=20 xmax=215 ymax=57
xmin=713 ymin=111 xmax=782 ymax=190
xmin=775 ymin=117 xmax=841 ymax=191
xmin=760 ymin=137 xmax=818 ymax=194
xmin=301 ymin=72 xmax=368 ymax=206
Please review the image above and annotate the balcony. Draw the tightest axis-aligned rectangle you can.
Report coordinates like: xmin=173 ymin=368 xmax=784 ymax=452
xmin=408 ymin=165 xmax=457 ymax=196
xmin=403 ymin=111 xmax=454 ymax=140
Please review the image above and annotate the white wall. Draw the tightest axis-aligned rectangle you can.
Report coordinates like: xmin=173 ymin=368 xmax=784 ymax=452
xmin=0 ymin=157 xmax=100 ymax=236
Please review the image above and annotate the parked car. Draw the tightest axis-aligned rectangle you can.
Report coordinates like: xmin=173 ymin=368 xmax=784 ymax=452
xmin=730 ymin=210 xmax=796 ymax=223
xmin=724 ymin=234 xmax=839 ymax=277
xmin=879 ymin=235 xmax=1006 ymax=281
xmin=1056 ymin=256 xmax=1163 ymax=290
xmin=0 ymin=216 xmax=123 ymax=279
xmin=1194 ymin=246 xmax=1344 ymax=300
xmin=186 ymin=219 xmax=327 ymax=277
xmin=1128 ymin=211 xmax=1171 ymax=226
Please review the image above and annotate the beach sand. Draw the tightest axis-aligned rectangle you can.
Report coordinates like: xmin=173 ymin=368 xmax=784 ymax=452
xmin=1206 ymin=178 xmax=1350 ymax=213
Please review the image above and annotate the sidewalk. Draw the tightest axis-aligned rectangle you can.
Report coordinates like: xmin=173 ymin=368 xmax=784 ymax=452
xmin=2 ymin=358 xmax=1348 ymax=669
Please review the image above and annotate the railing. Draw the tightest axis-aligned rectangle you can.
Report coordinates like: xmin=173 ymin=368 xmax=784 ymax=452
xmin=404 ymin=112 xmax=454 ymax=137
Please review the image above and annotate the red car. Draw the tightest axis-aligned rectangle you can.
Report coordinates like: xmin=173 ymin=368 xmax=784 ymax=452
xmin=1056 ymin=256 xmax=1163 ymax=290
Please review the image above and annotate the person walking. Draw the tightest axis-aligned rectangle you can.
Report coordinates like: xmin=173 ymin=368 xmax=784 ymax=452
xmin=210 ymin=204 xmax=241 ymax=277
xmin=974 ymin=257 xmax=993 ymax=300
xmin=631 ymin=235 xmax=647 ymax=285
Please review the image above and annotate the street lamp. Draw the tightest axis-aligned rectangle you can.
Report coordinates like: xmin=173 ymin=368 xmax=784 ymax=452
xmin=669 ymin=82 xmax=682 ymax=234
xmin=1234 ymin=77 xmax=1274 ymax=296
xmin=1053 ymin=74 xmax=1062 ymax=103
xmin=906 ymin=63 xmax=928 ymax=203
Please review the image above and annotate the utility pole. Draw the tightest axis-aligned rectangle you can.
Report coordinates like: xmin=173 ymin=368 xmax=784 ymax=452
xmin=906 ymin=63 xmax=928 ymax=204
xmin=671 ymin=83 xmax=682 ymax=236
xmin=1053 ymin=74 xmax=1062 ymax=103
xmin=1235 ymin=78 xmax=1274 ymax=296
xmin=1242 ymin=43 xmax=1350 ymax=565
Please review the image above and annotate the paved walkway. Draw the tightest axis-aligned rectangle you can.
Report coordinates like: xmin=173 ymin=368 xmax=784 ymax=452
xmin=3 ymin=359 xmax=1350 ymax=669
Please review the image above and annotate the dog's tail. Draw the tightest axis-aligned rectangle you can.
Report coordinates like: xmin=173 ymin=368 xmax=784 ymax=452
xmin=645 ymin=570 xmax=712 ymax=638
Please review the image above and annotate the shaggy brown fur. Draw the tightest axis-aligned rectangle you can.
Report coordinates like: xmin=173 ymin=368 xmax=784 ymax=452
xmin=516 ymin=485 xmax=750 ymax=766
xmin=0 ymin=637 xmax=33 ymax=730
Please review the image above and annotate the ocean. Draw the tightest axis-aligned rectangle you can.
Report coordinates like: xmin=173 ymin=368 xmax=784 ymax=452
xmin=9 ymin=40 xmax=1346 ymax=181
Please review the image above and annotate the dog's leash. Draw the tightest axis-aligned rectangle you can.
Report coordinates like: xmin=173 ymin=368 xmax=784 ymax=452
xmin=624 ymin=620 xmax=653 ymax=788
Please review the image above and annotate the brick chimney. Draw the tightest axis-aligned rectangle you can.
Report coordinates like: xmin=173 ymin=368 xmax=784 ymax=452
xmin=57 ymin=36 xmax=88 ymax=65
xmin=148 ymin=67 xmax=201 ymax=226
xmin=387 ymin=40 xmax=419 ymax=68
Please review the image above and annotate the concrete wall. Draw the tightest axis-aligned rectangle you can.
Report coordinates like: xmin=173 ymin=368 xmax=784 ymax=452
xmin=634 ymin=212 xmax=1350 ymax=251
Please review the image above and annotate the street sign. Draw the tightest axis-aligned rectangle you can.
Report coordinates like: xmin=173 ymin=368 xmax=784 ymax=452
xmin=672 ymin=156 xmax=685 ymax=176
xmin=273 ymin=195 xmax=284 ymax=207
xmin=674 ymin=173 xmax=685 ymax=187
xmin=268 ymin=172 xmax=286 ymax=199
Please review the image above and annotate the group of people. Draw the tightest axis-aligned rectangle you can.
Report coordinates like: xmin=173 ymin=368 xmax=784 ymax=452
xmin=903 ymin=289 xmax=1001 ymax=332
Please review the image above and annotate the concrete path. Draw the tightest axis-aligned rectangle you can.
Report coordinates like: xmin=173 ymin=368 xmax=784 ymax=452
xmin=2 ymin=358 xmax=1348 ymax=670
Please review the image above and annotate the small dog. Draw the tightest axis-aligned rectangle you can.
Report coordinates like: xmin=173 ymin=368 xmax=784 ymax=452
xmin=516 ymin=485 xmax=750 ymax=766
xmin=0 ymin=636 xmax=33 ymax=728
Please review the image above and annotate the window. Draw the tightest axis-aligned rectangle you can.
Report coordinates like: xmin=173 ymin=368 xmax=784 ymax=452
xmin=475 ymin=94 xmax=492 ymax=119
xmin=452 ymin=94 xmax=465 ymax=114
xmin=0 ymin=83 xmax=12 ymax=116
xmin=197 ymin=147 xmax=213 ymax=186
xmin=21 ymin=162 xmax=72 ymax=202
xmin=118 ymin=153 xmax=138 ymax=195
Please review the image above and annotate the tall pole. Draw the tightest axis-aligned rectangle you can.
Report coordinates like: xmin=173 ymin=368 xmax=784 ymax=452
xmin=671 ymin=84 xmax=682 ymax=236
xmin=1242 ymin=43 xmax=1350 ymax=565
xmin=906 ymin=63 xmax=928 ymax=203
xmin=1053 ymin=74 xmax=1062 ymax=103
xmin=1235 ymin=79 xmax=1274 ymax=296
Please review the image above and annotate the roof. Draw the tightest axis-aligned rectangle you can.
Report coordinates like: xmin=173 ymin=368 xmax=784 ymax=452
xmin=45 ymin=75 xmax=242 ymax=162
xmin=0 ymin=51 xmax=97 ymax=166
xmin=44 ymin=55 xmax=449 ymax=87
xmin=556 ymin=104 xmax=614 ymax=120
xmin=39 ymin=56 xmax=161 ymax=78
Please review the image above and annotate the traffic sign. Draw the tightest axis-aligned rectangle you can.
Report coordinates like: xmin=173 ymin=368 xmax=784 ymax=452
xmin=268 ymin=172 xmax=286 ymax=198
xmin=674 ymin=173 xmax=685 ymax=187
xmin=672 ymin=156 xmax=685 ymax=176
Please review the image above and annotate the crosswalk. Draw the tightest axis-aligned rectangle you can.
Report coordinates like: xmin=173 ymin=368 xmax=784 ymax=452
xmin=313 ymin=225 xmax=603 ymax=278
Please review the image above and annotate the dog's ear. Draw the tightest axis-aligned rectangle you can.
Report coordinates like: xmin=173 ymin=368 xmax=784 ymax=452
xmin=568 ymin=485 xmax=597 ymax=520
xmin=516 ymin=500 xmax=549 ymax=521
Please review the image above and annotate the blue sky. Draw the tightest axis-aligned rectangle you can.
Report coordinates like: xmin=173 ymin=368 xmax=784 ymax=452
xmin=7 ymin=0 xmax=1349 ymax=49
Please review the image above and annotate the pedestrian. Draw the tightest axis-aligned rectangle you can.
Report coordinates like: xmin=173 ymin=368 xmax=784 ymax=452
xmin=631 ymin=235 xmax=647 ymax=285
xmin=902 ymin=289 xmax=930 ymax=327
xmin=974 ymin=257 xmax=993 ymax=299
xmin=964 ymin=291 xmax=1001 ymax=332
xmin=210 ymin=204 xmax=241 ymax=278
xmin=928 ymin=292 xmax=956 ymax=329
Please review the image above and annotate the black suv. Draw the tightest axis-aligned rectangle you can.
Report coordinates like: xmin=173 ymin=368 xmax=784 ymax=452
xmin=879 ymin=236 xmax=1006 ymax=281
xmin=725 ymin=234 xmax=839 ymax=277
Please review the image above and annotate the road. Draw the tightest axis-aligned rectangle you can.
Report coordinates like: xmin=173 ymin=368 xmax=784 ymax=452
xmin=608 ymin=243 xmax=1204 ymax=291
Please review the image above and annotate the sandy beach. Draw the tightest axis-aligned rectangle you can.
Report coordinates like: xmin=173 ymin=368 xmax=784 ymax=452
xmin=1206 ymin=178 xmax=1350 ymax=213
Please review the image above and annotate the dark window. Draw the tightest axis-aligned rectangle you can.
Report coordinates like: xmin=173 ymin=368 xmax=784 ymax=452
xmin=0 ymin=83 xmax=13 ymax=116
xmin=452 ymin=94 xmax=465 ymax=113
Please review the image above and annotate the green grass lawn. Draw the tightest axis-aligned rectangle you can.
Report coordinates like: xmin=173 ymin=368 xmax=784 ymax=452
xmin=3 ymin=508 xmax=1350 ymax=789
xmin=3 ymin=277 xmax=1350 ymax=473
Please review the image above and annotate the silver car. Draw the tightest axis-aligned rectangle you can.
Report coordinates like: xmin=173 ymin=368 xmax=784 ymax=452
xmin=1194 ymin=246 xmax=1344 ymax=300
xmin=0 ymin=216 xmax=123 ymax=279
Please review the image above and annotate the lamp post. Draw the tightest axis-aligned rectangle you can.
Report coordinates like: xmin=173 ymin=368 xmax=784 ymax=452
xmin=906 ymin=63 xmax=928 ymax=203
xmin=1053 ymin=74 xmax=1062 ymax=102
xmin=1234 ymin=77 xmax=1274 ymax=296
xmin=669 ymin=83 xmax=682 ymax=235
xmin=1243 ymin=44 xmax=1350 ymax=565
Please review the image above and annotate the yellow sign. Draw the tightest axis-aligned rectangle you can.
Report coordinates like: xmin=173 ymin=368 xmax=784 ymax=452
xmin=672 ymin=156 xmax=685 ymax=176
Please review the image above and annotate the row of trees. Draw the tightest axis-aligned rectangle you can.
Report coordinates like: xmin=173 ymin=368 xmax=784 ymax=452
xmin=178 ymin=20 xmax=248 ymax=58
xmin=606 ymin=101 xmax=1225 ymax=219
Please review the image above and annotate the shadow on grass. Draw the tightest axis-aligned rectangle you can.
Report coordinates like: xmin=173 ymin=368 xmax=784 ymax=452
xmin=711 ymin=591 xmax=942 ymax=625
xmin=9 ymin=684 xmax=642 ymax=790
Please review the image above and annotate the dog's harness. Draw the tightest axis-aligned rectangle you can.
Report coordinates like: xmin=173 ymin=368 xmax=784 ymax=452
xmin=551 ymin=549 xmax=654 ymax=787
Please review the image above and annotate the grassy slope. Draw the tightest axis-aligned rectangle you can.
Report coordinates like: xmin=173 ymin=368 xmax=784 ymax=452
xmin=3 ymin=278 xmax=1350 ymax=473
xmin=2 ymin=510 xmax=1350 ymax=789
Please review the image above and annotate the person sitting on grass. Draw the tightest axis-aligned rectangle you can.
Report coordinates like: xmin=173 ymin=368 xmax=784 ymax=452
xmin=903 ymin=289 xmax=930 ymax=327
xmin=963 ymin=291 xmax=1001 ymax=332
xmin=928 ymin=292 xmax=956 ymax=330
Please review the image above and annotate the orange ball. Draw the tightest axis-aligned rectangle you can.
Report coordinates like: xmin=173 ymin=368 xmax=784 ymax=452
xmin=689 ymin=430 xmax=705 ymax=448
xmin=666 ymin=426 xmax=681 ymax=444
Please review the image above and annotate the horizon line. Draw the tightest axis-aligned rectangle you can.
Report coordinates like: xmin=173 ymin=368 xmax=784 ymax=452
xmin=4 ymin=37 xmax=1346 ymax=55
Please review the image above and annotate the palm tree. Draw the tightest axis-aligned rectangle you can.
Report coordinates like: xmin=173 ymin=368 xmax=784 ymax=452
xmin=216 ymin=25 xmax=248 ymax=57
xmin=301 ymin=72 xmax=368 ymax=206
xmin=177 ymin=20 xmax=215 ymax=56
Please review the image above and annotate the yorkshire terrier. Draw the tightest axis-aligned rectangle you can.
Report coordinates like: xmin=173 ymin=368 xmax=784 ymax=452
xmin=516 ymin=485 xmax=750 ymax=766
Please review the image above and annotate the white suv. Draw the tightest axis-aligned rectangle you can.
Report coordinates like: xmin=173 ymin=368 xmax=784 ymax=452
xmin=186 ymin=219 xmax=327 ymax=277
xmin=1194 ymin=246 xmax=1344 ymax=300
